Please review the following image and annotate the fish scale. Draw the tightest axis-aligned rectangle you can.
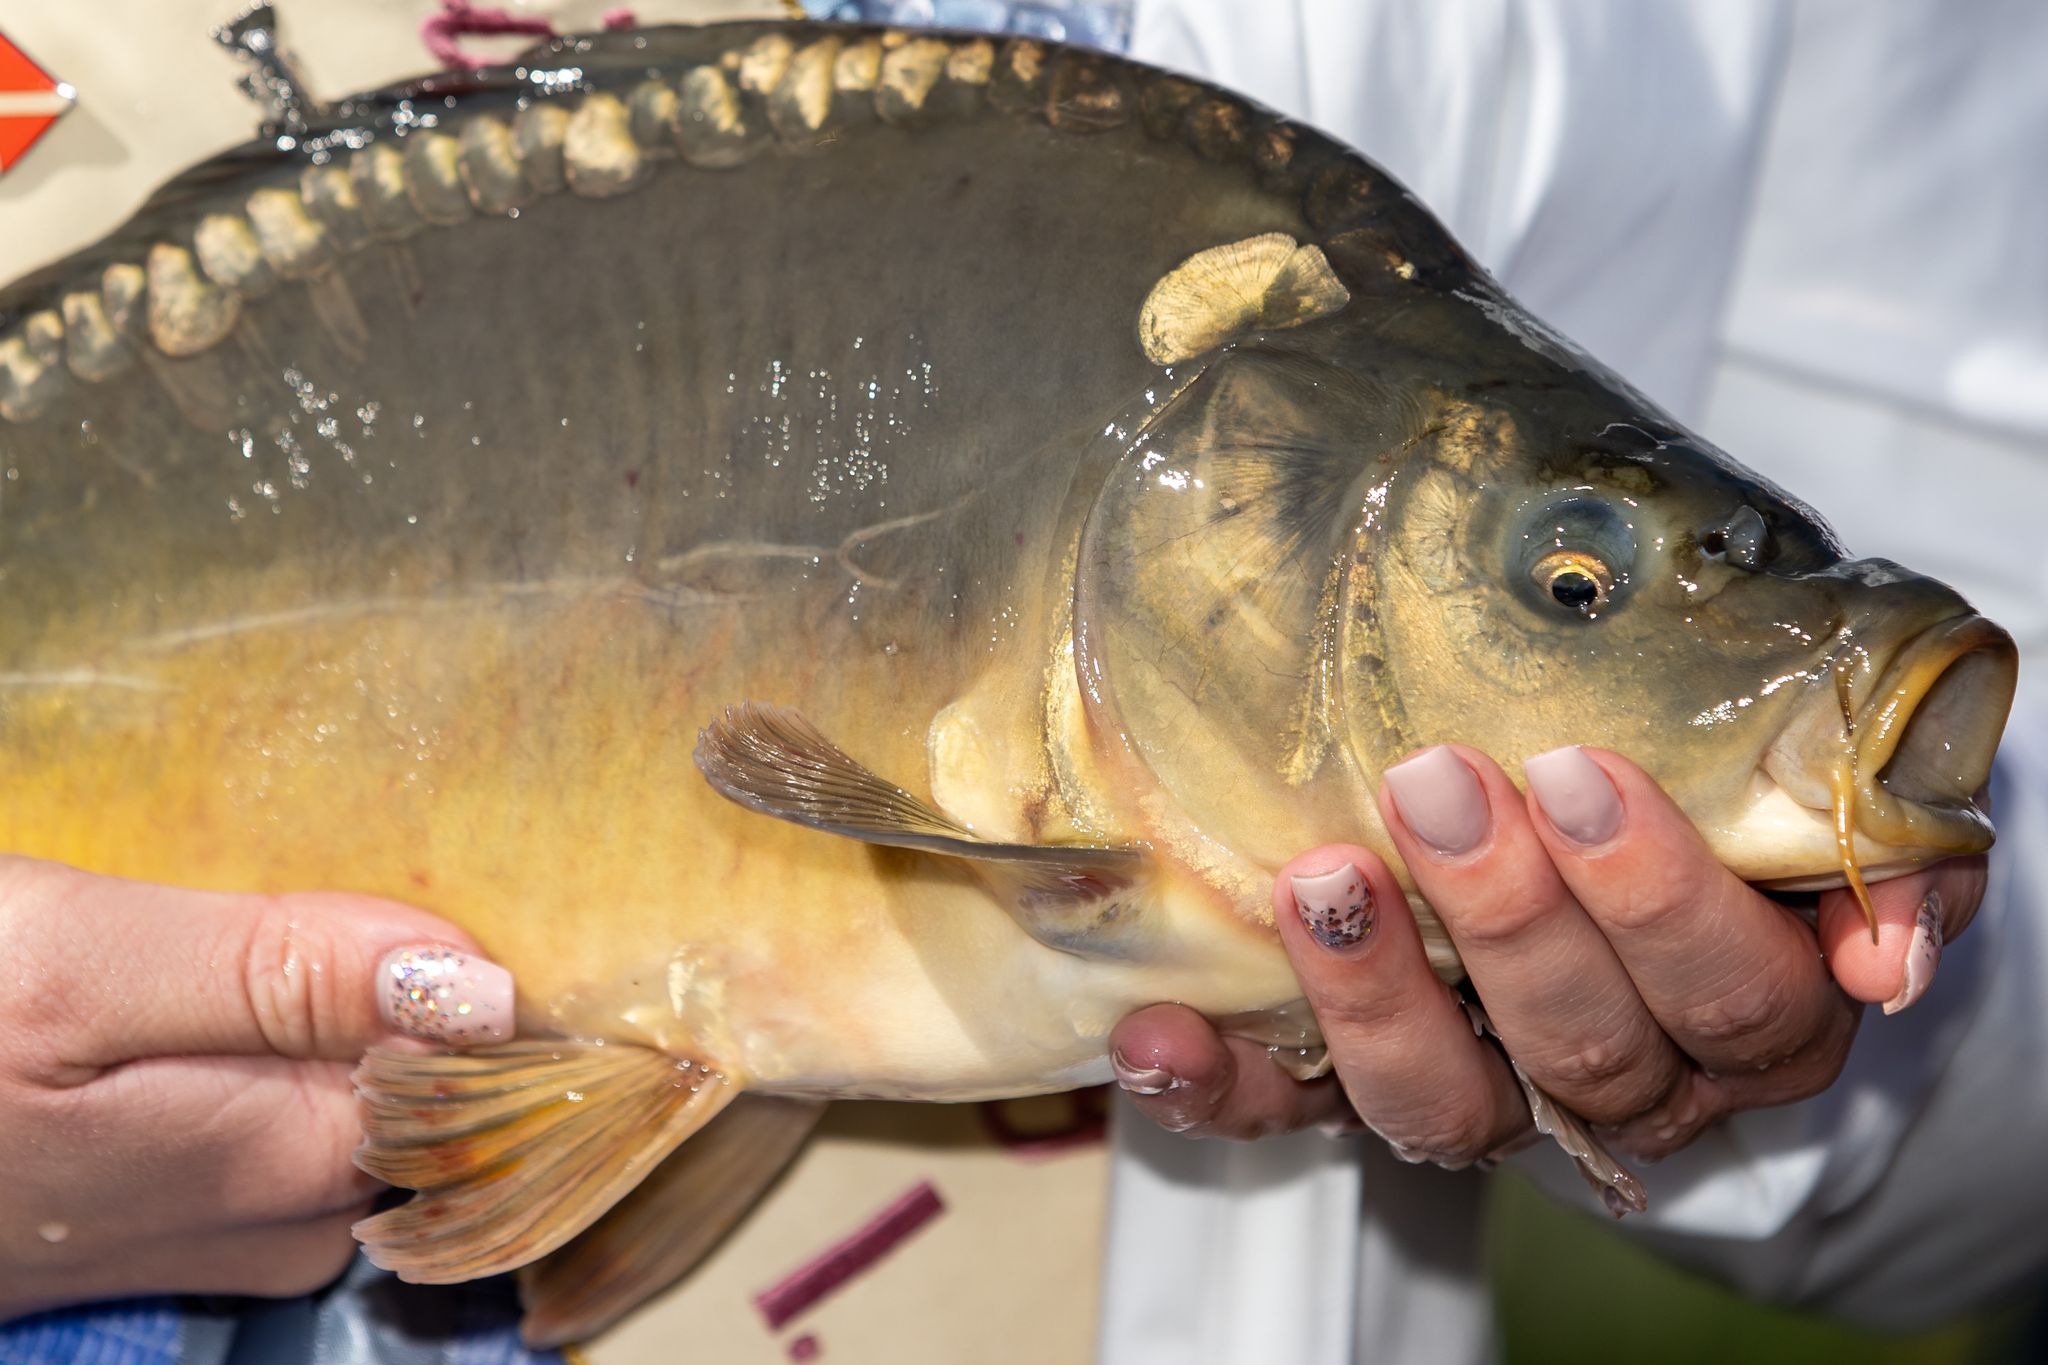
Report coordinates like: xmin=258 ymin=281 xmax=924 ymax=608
xmin=0 ymin=16 xmax=2016 ymax=1347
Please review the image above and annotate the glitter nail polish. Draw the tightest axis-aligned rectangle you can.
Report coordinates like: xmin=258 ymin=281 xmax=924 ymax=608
xmin=378 ymin=944 xmax=514 ymax=1045
xmin=1290 ymin=863 xmax=1375 ymax=949
xmin=1883 ymin=892 xmax=1944 ymax=1015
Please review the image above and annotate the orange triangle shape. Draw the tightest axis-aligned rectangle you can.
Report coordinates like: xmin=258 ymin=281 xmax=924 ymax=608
xmin=0 ymin=33 xmax=57 ymax=94
xmin=0 ymin=112 xmax=62 ymax=170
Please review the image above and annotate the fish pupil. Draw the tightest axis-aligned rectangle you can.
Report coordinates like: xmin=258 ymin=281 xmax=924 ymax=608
xmin=1551 ymin=572 xmax=1600 ymax=612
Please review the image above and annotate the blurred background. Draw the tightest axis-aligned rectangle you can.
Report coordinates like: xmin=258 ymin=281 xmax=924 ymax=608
xmin=1 ymin=2 xmax=2041 ymax=1362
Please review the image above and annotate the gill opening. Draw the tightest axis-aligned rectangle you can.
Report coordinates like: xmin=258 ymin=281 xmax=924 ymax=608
xmin=1832 ymin=661 xmax=1878 ymax=942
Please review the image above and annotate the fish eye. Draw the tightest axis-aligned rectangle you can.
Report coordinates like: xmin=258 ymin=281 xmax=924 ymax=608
xmin=1532 ymin=550 xmax=1612 ymax=615
xmin=1513 ymin=495 xmax=1636 ymax=621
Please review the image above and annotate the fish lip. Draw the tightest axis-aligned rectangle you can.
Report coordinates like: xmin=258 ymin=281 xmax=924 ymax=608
xmin=1849 ymin=612 xmax=2016 ymax=854
xmin=1760 ymin=613 xmax=2015 ymax=860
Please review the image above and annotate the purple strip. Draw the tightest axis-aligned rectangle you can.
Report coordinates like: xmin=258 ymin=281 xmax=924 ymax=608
xmin=421 ymin=2 xmax=555 ymax=70
xmin=754 ymin=1182 xmax=947 ymax=1331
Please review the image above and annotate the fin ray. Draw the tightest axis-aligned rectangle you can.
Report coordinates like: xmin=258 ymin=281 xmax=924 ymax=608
xmin=353 ymin=1040 xmax=739 ymax=1282
xmin=695 ymin=701 xmax=1144 ymax=886
xmin=1463 ymin=1000 xmax=1646 ymax=1215
xmin=698 ymin=702 xmax=1153 ymax=955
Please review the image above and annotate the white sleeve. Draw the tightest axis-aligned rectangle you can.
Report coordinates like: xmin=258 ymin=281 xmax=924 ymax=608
xmin=1129 ymin=0 xmax=1793 ymax=425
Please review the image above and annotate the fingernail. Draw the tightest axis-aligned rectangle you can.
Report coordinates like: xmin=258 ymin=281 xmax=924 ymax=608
xmin=1111 ymin=1048 xmax=1177 ymax=1096
xmin=1883 ymin=892 xmax=1944 ymax=1015
xmin=1382 ymin=746 xmax=1489 ymax=856
xmin=1290 ymin=862 xmax=1376 ymax=949
xmin=1390 ymin=1146 xmax=1470 ymax=1171
xmin=379 ymin=945 xmax=514 ymax=1045
xmin=1523 ymin=746 xmax=1623 ymax=846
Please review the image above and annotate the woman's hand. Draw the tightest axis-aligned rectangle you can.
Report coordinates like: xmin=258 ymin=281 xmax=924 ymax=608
xmin=0 ymin=857 xmax=512 ymax=1322
xmin=1110 ymin=745 xmax=1981 ymax=1167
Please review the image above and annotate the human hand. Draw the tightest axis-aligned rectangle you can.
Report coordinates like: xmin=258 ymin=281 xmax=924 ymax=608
xmin=1110 ymin=745 xmax=1980 ymax=1172
xmin=0 ymin=857 xmax=513 ymax=1321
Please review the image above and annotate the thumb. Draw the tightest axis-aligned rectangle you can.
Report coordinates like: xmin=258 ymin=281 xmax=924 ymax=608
xmin=3 ymin=859 xmax=514 ymax=1075
xmin=1817 ymin=855 xmax=1983 ymax=1012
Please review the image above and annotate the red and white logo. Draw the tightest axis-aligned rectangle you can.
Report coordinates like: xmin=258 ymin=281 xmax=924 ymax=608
xmin=0 ymin=30 xmax=73 ymax=172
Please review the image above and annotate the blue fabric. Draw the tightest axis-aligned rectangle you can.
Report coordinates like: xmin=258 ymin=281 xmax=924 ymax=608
xmin=802 ymin=0 xmax=1135 ymax=50
xmin=0 ymin=1264 xmax=555 ymax=1365
xmin=0 ymin=1299 xmax=184 ymax=1365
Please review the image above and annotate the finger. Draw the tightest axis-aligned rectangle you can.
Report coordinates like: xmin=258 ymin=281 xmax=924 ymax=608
xmin=1110 ymin=1004 xmax=1350 ymax=1140
xmin=1817 ymin=855 xmax=1985 ymax=1013
xmin=29 ymin=1205 xmax=372 ymax=1312
xmin=184 ymin=1204 xmax=374 ymax=1299
xmin=1378 ymin=746 xmax=1687 ymax=1125
xmin=0 ymin=858 xmax=508 ymax=1074
xmin=1520 ymin=749 xmax=1857 ymax=1082
xmin=89 ymin=1055 xmax=385 ymax=1225
xmin=1275 ymin=844 xmax=1528 ymax=1165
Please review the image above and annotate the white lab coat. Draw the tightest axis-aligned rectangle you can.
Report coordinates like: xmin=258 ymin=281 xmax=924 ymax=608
xmin=1099 ymin=3 xmax=2048 ymax=1361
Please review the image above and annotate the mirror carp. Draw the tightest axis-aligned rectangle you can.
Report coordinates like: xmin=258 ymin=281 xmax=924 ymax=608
xmin=0 ymin=17 xmax=2016 ymax=1344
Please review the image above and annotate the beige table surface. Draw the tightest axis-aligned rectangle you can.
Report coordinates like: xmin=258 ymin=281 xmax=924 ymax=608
xmin=581 ymin=1099 xmax=1107 ymax=1365
xmin=0 ymin=4 xmax=1110 ymax=1360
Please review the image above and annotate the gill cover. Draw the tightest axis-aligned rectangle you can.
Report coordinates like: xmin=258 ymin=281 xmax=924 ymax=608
xmin=1073 ymin=349 xmax=1405 ymax=867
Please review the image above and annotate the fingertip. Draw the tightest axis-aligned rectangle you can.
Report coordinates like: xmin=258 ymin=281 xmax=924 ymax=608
xmin=1521 ymin=747 xmax=1727 ymax=899
xmin=1819 ymin=876 xmax=1940 ymax=1005
xmin=1110 ymin=1003 xmax=1231 ymax=1102
xmin=374 ymin=944 xmax=514 ymax=1047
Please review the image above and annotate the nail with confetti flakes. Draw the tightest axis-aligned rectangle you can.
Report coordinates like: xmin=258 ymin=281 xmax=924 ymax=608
xmin=378 ymin=945 xmax=514 ymax=1045
xmin=1290 ymin=862 xmax=1375 ymax=950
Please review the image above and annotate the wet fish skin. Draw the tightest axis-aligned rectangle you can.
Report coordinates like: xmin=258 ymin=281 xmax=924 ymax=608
xmin=0 ymin=16 xmax=2016 ymax=1308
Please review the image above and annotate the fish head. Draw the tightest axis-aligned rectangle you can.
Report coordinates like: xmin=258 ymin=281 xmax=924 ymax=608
xmin=1079 ymin=269 xmax=2012 ymax=899
xmin=1332 ymin=310 xmax=2018 ymax=890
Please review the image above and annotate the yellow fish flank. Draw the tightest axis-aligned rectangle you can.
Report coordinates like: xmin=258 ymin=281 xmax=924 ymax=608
xmin=0 ymin=18 xmax=2014 ymax=1346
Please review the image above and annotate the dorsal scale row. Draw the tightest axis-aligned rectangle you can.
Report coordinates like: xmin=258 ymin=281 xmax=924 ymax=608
xmin=0 ymin=23 xmax=1465 ymax=425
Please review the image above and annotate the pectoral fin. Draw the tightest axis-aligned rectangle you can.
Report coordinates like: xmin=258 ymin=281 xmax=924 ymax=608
xmin=696 ymin=703 xmax=1149 ymax=945
xmin=517 ymin=1095 xmax=827 ymax=1348
xmin=1463 ymin=999 xmax=1646 ymax=1216
xmin=1508 ymin=1058 xmax=1648 ymax=1217
xmin=352 ymin=1040 xmax=739 ymax=1282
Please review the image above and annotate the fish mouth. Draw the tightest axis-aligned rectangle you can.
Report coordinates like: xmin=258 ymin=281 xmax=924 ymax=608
xmin=1852 ymin=613 xmax=2016 ymax=852
xmin=1757 ymin=613 xmax=2017 ymax=889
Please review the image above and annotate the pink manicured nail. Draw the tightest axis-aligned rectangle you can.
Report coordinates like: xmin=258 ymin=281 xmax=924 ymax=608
xmin=1290 ymin=863 xmax=1375 ymax=949
xmin=1883 ymin=893 xmax=1943 ymax=1015
xmin=378 ymin=945 xmax=513 ymax=1045
xmin=1382 ymin=747 xmax=1489 ymax=856
xmin=1524 ymin=746 xmax=1624 ymax=846
xmin=1111 ymin=1049 xmax=1177 ymax=1096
